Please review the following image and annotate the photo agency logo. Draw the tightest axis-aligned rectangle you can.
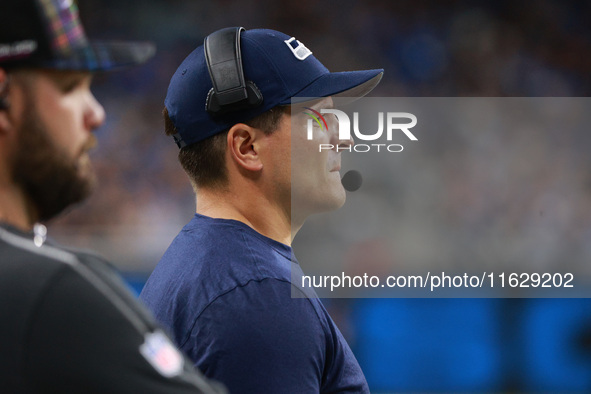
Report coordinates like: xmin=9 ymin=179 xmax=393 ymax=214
xmin=304 ymin=107 xmax=418 ymax=152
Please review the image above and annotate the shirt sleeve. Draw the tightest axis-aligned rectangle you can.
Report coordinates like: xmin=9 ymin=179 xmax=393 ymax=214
xmin=24 ymin=265 xmax=226 ymax=394
xmin=182 ymin=278 xmax=327 ymax=394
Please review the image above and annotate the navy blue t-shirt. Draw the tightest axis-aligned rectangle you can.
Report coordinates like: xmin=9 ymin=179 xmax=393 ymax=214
xmin=140 ymin=214 xmax=369 ymax=393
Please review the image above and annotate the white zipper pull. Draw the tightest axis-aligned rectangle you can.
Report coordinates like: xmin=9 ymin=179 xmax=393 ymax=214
xmin=33 ymin=223 xmax=47 ymax=247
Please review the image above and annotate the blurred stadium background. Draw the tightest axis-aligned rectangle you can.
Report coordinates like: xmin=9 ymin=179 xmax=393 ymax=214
xmin=49 ymin=0 xmax=591 ymax=392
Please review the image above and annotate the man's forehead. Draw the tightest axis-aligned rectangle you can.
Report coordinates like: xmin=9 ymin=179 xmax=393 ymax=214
xmin=11 ymin=68 xmax=90 ymax=83
xmin=41 ymin=69 xmax=91 ymax=82
xmin=311 ymin=97 xmax=334 ymax=110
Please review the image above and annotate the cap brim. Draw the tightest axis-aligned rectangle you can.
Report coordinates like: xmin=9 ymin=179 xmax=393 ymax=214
xmin=39 ymin=40 xmax=156 ymax=71
xmin=283 ymin=69 xmax=384 ymax=104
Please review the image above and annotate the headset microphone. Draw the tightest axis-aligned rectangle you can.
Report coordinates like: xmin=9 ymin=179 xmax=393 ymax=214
xmin=0 ymin=98 xmax=8 ymax=110
xmin=341 ymin=170 xmax=362 ymax=192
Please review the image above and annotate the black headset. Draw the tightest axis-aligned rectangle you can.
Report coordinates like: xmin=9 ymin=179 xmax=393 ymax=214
xmin=0 ymin=98 xmax=7 ymax=111
xmin=204 ymin=27 xmax=263 ymax=115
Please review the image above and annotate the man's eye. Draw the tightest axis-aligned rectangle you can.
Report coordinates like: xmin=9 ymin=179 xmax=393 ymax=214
xmin=59 ymin=76 xmax=86 ymax=93
xmin=63 ymin=81 xmax=80 ymax=92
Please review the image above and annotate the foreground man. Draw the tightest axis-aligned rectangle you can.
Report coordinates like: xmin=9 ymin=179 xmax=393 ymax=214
xmin=0 ymin=1 xmax=224 ymax=392
xmin=141 ymin=27 xmax=383 ymax=393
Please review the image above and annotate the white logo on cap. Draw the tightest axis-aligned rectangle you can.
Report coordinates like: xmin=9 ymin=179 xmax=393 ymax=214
xmin=284 ymin=37 xmax=312 ymax=60
xmin=0 ymin=40 xmax=38 ymax=61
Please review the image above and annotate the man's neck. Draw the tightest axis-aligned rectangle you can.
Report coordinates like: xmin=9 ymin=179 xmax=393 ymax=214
xmin=0 ymin=183 xmax=35 ymax=231
xmin=196 ymin=187 xmax=296 ymax=246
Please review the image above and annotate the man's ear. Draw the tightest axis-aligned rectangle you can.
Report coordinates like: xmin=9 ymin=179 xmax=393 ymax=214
xmin=227 ymin=123 xmax=264 ymax=172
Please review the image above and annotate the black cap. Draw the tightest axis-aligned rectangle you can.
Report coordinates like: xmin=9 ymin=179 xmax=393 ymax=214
xmin=0 ymin=0 xmax=155 ymax=71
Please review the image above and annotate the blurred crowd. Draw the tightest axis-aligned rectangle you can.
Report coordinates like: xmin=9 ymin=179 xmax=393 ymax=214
xmin=52 ymin=0 xmax=591 ymax=269
xmin=48 ymin=0 xmax=591 ymax=391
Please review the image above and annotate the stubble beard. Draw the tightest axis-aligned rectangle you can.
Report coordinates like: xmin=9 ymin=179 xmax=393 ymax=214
xmin=11 ymin=104 xmax=96 ymax=223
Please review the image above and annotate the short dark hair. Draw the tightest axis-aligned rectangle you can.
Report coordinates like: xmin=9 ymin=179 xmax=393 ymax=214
xmin=164 ymin=106 xmax=289 ymax=190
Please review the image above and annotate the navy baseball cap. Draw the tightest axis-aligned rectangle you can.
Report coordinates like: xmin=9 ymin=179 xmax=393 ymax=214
xmin=165 ymin=28 xmax=383 ymax=148
xmin=0 ymin=0 xmax=155 ymax=71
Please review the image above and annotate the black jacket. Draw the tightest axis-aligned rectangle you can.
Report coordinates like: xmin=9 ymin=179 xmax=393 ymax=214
xmin=0 ymin=224 xmax=226 ymax=394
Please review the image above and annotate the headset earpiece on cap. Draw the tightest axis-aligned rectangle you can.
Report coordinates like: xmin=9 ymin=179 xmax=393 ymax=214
xmin=204 ymin=27 xmax=263 ymax=115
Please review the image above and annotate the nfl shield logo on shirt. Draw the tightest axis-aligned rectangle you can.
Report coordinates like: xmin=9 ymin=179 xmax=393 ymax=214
xmin=139 ymin=330 xmax=184 ymax=377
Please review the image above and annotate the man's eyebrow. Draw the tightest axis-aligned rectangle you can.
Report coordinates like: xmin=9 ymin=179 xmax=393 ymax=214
xmin=292 ymin=98 xmax=335 ymax=114
xmin=310 ymin=99 xmax=334 ymax=110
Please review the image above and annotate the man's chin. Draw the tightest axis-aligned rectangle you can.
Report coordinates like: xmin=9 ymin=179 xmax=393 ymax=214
xmin=79 ymin=169 xmax=96 ymax=189
xmin=75 ymin=154 xmax=97 ymax=183
xmin=329 ymin=188 xmax=347 ymax=211
xmin=328 ymin=176 xmax=348 ymax=208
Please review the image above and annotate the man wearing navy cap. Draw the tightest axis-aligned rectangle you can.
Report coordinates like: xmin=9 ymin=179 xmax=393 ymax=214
xmin=0 ymin=1 xmax=225 ymax=392
xmin=140 ymin=27 xmax=383 ymax=393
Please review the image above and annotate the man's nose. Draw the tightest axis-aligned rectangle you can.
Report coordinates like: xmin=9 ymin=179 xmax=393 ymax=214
xmin=85 ymin=92 xmax=106 ymax=132
xmin=328 ymin=119 xmax=354 ymax=150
